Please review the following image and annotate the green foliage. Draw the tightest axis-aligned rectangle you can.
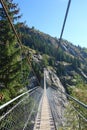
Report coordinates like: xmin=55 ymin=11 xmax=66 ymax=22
xmin=65 ymin=74 xmax=87 ymax=130
xmin=56 ymin=63 xmax=65 ymax=76
xmin=32 ymin=61 xmax=43 ymax=82
xmin=18 ymin=25 xmax=59 ymax=58
xmin=21 ymin=57 xmax=30 ymax=87
xmin=0 ymin=0 xmax=30 ymax=104
xmin=41 ymin=54 xmax=49 ymax=67
xmin=0 ymin=0 xmax=21 ymax=44
xmin=19 ymin=25 xmax=83 ymax=71
xmin=72 ymin=82 xmax=87 ymax=104
xmin=63 ymin=103 xmax=87 ymax=130
xmin=72 ymin=58 xmax=81 ymax=70
xmin=0 ymin=89 xmax=11 ymax=105
xmin=48 ymin=57 xmax=55 ymax=66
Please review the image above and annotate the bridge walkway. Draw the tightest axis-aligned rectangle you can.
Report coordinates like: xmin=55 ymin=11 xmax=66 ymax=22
xmin=34 ymin=89 xmax=55 ymax=130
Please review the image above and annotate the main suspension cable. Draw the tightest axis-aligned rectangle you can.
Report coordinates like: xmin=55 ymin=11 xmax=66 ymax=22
xmin=59 ymin=0 xmax=71 ymax=43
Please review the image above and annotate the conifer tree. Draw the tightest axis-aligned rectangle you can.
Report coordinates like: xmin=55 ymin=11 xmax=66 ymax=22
xmin=0 ymin=0 xmax=23 ymax=101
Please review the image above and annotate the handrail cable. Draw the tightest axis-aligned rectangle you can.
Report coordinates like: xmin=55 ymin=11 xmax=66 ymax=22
xmin=0 ymin=87 xmax=37 ymax=110
xmin=0 ymin=0 xmax=42 ymax=88
xmin=52 ymin=86 xmax=87 ymax=109
xmin=59 ymin=0 xmax=71 ymax=43
xmin=0 ymin=87 xmax=39 ymax=121
xmin=51 ymin=86 xmax=87 ymax=121
xmin=72 ymin=106 xmax=87 ymax=122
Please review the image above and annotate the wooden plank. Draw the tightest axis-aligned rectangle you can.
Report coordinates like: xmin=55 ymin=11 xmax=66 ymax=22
xmin=34 ymin=91 xmax=55 ymax=130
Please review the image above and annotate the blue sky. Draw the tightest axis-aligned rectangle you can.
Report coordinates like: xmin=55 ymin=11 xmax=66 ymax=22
xmin=14 ymin=0 xmax=87 ymax=48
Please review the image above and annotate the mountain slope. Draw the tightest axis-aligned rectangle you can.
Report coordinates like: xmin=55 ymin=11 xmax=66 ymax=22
xmin=16 ymin=24 xmax=87 ymax=88
xmin=19 ymin=24 xmax=87 ymax=63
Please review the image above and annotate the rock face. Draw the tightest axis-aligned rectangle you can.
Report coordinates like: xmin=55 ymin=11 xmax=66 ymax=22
xmin=45 ymin=68 xmax=68 ymax=128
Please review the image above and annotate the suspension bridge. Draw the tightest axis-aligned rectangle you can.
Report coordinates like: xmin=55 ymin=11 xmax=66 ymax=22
xmin=0 ymin=0 xmax=87 ymax=129
xmin=33 ymin=70 xmax=55 ymax=130
xmin=0 ymin=69 xmax=87 ymax=130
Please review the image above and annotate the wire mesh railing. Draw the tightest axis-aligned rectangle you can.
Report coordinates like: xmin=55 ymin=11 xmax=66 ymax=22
xmin=47 ymin=87 xmax=67 ymax=129
xmin=0 ymin=87 xmax=43 ymax=130
xmin=47 ymin=86 xmax=87 ymax=130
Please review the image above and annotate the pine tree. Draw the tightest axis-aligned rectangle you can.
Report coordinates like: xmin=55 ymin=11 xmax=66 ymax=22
xmin=0 ymin=0 xmax=21 ymax=44
xmin=0 ymin=0 xmax=23 ymax=102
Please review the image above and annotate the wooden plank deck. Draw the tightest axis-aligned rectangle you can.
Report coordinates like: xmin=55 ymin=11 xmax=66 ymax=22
xmin=34 ymin=90 xmax=55 ymax=130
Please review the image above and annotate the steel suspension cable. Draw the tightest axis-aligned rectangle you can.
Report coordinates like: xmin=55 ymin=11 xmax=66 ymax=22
xmin=59 ymin=0 xmax=71 ymax=43
xmin=57 ymin=0 xmax=72 ymax=122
